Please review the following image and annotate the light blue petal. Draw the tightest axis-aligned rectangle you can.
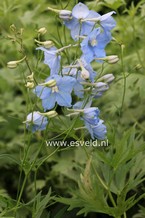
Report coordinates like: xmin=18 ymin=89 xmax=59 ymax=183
xmin=92 ymin=120 xmax=107 ymax=140
xmin=94 ymin=48 xmax=106 ymax=59
xmin=34 ymin=86 xmax=51 ymax=100
xmin=45 ymin=74 xmax=60 ymax=82
xmin=85 ymin=122 xmax=94 ymax=139
xmin=87 ymin=10 xmax=100 ymax=19
xmin=74 ymin=82 xmax=84 ymax=98
xmin=50 ymin=56 xmax=61 ymax=75
xmin=44 ymin=52 xmax=59 ymax=69
xmin=81 ymin=11 xmax=100 ymax=36
xmin=36 ymin=47 xmax=60 ymax=74
xmin=88 ymin=28 xmax=101 ymax=42
xmin=101 ymin=16 xmax=116 ymax=31
xmin=57 ymin=76 xmax=76 ymax=93
xmin=56 ymin=92 xmax=72 ymax=107
xmin=42 ymin=95 xmax=56 ymax=111
xmin=81 ymin=23 xmax=94 ymax=36
xmin=64 ymin=17 xmax=78 ymax=29
xmin=100 ymin=11 xmax=116 ymax=21
xmin=72 ymin=3 xmax=89 ymax=19
xmin=73 ymin=99 xmax=92 ymax=109
xmin=96 ymin=31 xmax=111 ymax=49
xmin=81 ymin=52 xmax=94 ymax=63
xmin=70 ymin=23 xmax=81 ymax=40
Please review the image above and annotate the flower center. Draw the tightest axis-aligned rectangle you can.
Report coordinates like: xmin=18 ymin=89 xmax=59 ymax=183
xmin=52 ymin=85 xmax=59 ymax=93
xmin=90 ymin=39 xmax=97 ymax=47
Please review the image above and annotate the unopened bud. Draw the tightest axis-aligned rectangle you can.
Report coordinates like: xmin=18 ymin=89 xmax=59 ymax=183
xmin=37 ymin=27 xmax=47 ymax=35
xmin=35 ymin=39 xmax=54 ymax=49
xmin=10 ymin=24 xmax=16 ymax=32
xmin=77 ymin=59 xmax=90 ymax=80
xmin=7 ymin=61 xmax=18 ymax=68
xmin=95 ymin=82 xmax=109 ymax=92
xmin=7 ymin=56 xmax=26 ymax=69
xmin=25 ymin=82 xmax=35 ymax=88
xmin=39 ymin=79 xmax=57 ymax=87
xmin=27 ymin=72 xmax=34 ymax=82
xmin=81 ymin=67 xmax=90 ymax=80
xmin=59 ymin=10 xmax=72 ymax=20
xmin=39 ymin=110 xmax=58 ymax=118
xmin=135 ymin=64 xmax=142 ymax=70
xmin=106 ymin=55 xmax=119 ymax=64
xmin=96 ymin=55 xmax=119 ymax=64
xmin=98 ymin=74 xmax=115 ymax=83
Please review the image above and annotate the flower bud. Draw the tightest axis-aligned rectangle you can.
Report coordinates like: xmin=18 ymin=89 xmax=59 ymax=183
xmin=95 ymin=55 xmax=119 ymax=64
xmin=95 ymin=82 xmax=109 ymax=92
xmin=135 ymin=64 xmax=142 ymax=70
xmin=7 ymin=61 xmax=18 ymax=68
xmin=37 ymin=27 xmax=47 ymax=35
xmin=27 ymin=72 xmax=34 ymax=82
xmin=39 ymin=79 xmax=57 ymax=87
xmin=98 ymin=74 xmax=115 ymax=84
xmin=10 ymin=24 xmax=16 ymax=32
xmin=25 ymin=82 xmax=35 ymax=89
xmin=39 ymin=110 xmax=58 ymax=118
xmin=77 ymin=59 xmax=90 ymax=80
xmin=59 ymin=10 xmax=72 ymax=20
xmin=81 ymin=67 xmax=90 ymax=80
xmin=106 ymin=55 xmax=119 ymax=64
xmin=35 ymin=39 xmax=54 ymax=49
xmin=7 ymin=56 xmax=26 ymax=69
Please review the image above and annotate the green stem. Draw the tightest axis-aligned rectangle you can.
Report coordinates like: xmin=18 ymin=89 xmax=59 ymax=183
xmin=123 ymin=212 xmax=127 ymax=218
xmin=36 ymin=146 xmax=60 ymax=169
xmin=120 ymin=44 xmax=126 ymax=116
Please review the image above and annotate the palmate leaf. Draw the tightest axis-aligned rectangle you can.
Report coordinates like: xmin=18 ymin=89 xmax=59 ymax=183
xmin=56 ymin=164 xmax=116 ymax=217
xmin=56 ymin=193 xmax=116 ymax=217
xmin=55 ymin=126 xmax=145 ymax=217
xmin=32 ymin=188 xmax=53 ymax=218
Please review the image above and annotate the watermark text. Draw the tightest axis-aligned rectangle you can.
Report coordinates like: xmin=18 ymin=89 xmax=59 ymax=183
xmin=46 ymin=139 xmax=109 ymax=147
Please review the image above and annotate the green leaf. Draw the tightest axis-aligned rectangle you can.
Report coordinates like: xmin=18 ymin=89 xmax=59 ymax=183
xmin=32 ymin=189 xmax=54 ymax=218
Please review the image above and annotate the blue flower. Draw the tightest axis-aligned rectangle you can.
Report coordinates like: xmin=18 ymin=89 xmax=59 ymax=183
xmin=36 ymin=46 xmax=61 ymax=75
xmin=62 ymin=66 xmax=84 ymax=98
xmin=83 ymin=107 xmax=100 ymax=126
xmin=91 ymin=120 xmax=107 ymax=140
xmin=81 ymin=28 xmax=112 ymax=63
xmin=34 ymin=75 xmax=76 ymax=111
xmin=25 ymin=111 xmax=48 ymax=132
xmin=62 ymin=59 xmax=96 ymax=98
xmin=84 ymin=115 xmax=107 ymax=140
xmin=80 ymin=107 xmax=107 ymax=140
xmin=63 ymin=3 xmax=98 ymax=40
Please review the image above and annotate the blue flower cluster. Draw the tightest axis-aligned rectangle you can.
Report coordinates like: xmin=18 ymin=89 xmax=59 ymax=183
xmin=25 ymin=3 xmax=116 ymax=140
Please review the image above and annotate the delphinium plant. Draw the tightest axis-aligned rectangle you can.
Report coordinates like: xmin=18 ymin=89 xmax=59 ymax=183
xmin=2 ymin=1 xmax=145 ymax=218
xmin=22 ymin=3 xmax=117 ymax=139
